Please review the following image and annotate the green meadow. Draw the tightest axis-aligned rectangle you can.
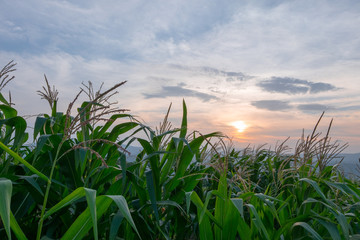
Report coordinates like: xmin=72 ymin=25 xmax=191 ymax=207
xmin=0 ymin=61 xmax=359 ymax=239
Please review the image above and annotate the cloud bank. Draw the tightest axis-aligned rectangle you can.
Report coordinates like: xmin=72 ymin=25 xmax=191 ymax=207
xmin=297 ymin=104 xmax=331 ymax=112
xmin=143 ymin=83 xmax=217 ymax=102
xmin=257 ymin=77 xmax=337 ymax=95
xmin=251 ymin=100 xmax=292 ymax=111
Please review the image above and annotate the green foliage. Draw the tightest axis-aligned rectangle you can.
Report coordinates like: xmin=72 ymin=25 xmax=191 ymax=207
xmin=0 ymin=62 xmax=359 ymax=239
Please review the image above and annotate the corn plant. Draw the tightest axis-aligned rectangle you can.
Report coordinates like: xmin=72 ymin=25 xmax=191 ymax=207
xmin=0 ymin=61 xmax=359 ymax=239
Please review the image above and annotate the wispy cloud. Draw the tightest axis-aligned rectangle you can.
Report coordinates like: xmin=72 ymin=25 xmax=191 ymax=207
xmin=143 ymin=83 xmax=218 ymax=102
xmin=297 ymin=103 xmax=360 ymax=113
xmin=337 ymin=105 xmax=360 ymax=112
xmin=169 ymin=65 xmax=252 ymax=82
xmin=198 ymin=67 xmax=252 ymax=82
xmin=297 ymin=104 xmax=332 ymax=112
xmin=251 ymin=100 xmax=292 ymax=111
xmin=257 ymin=77 xmax=337 ymax=95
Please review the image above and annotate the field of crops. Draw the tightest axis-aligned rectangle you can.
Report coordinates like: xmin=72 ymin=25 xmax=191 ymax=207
xmin=1 ymin=61 xmax=359 ymax=239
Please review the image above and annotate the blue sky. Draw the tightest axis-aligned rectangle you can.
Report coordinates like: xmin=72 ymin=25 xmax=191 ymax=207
xmin=1 ymin=0 xmax=360 ymax=152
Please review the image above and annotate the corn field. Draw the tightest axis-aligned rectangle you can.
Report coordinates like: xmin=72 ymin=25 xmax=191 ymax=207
xmin=0 ymin=61 xmax=359 ymax=239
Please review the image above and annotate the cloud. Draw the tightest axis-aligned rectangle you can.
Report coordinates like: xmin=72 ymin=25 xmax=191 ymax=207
xmin=199 ymin=67 xmax=252 ymax=82
xmin=251 ymin=100 xmax=292 ymax=111
xmin=143 ymin=83 xmax=217 ymax=102
xmin=169 ymin=65 xmax=252 ymax=82
xmin=257 ymin=77 xmax=337 ymax=95
xmin=297 ymin=104 xmax=360 ymax=113
xmin=337 ymin=105 xmax=360 ymax=112
xmin=297 ymin=104 xmax=332 ymax=112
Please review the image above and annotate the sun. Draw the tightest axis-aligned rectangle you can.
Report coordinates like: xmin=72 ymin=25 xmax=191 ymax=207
xmin=231 ymin=121 xmax=248 ymax=133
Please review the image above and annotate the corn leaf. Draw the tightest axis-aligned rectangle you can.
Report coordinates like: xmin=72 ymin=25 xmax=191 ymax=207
xmin=0 ymin=105 xmax=17 ymax=118
xmin=214 ymin=174 xmax=227 ymax=239
xmin=146 ymin=170 xmax=159 ymax=221
xmin=317 ymin=219 xmax=341 ymax=240
xmin=0 ymin=141 xmax=49 ymax=182
xmin=61 ymin=196 xmax=112 ymax=240
xmin=168 ymin=132 xmax=222 ymax=191
xmin=246 ymin=203 xmax=271 ymax=240
xmin=0 ymin=116 xmax=27 ymax=147
xmin=291 ymin=222 xmax=323 ymax=240
xmin=0 ymin=179 xmax=12 ymax=239
xmin=106 ymin=195 xmax=141 ymax=239
xmin=85 ymin=189 xmax=98 ymax=240
xmin=33 ymin=116 xmax=47 ymax=140
xmin=10 ymin=212 xmax=27 ymax=240
xmin=109 ymin=211 xmax=124 ymax=240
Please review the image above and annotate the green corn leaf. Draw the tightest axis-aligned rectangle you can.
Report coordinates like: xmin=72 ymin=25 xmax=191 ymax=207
xmin=34 ymin=134 xmax=51 ymax=159
xmin=19 ymin=175 xmax=44 ymax=196
xmin=255 ymin=193 xmax=282 ymax=226
xmin=61 ymin=196 xmax=112 ymax=240
xmin=214 ymin=174 xmax=227 ymax=239
xmin=61 ymin=195 xmax=141 ymax=240
xmin=223 ymin=199 xmax=241 ymax=240
xmin=106 ymin=195 xmax=141 ymax=239
xmin=236 ymin=220 xmax=251 ymax=240
xmin=109 ymin=210 xmax=124 ymax=240
xmin=159 ymin=139 xmax=177 ymax=184
xmin=0 ymin=179 xmax=12 ymax=239
xmin=0 ymin=116 xmax=27 ymax=147
xmin=183 ymin=172 xmax=204 ymax=192
xmin=107 ymin=122 xmax=139 ymax=142
xmin=120 ymin=153 xmax=127 ymax=194
xmin=246 ymin=203 xmax=271 ymax=240
xmin=168 ymin=132 xmax=222 ymax=191
xmin=44 ymin=187 xmax=94 ymax=220
xmin=0 ymin=104 xmax=17 ymax=118
xmin=317 ymin=219 xmax=341 ymax=240
xmin=146 ymin=170 xmax=159 ymax=221
xmin=301 ymin=197 xmax=350 ymax=239
xmin=0 ymin=141 xmax=49 ymax=182
xmin=94 ymin=113 xmax=134 ymax=138
xmin=74 ymin=148 xmax=87 ymax=176
xmin=239 ymin=191 xmax=255 ymax=199
xmin=187 ymin=191 xmax=222 ymax=228
xmin=85 ymin=189 xmax=98 ymax=240
xmin=273 ymin=214 xmax=311 ymax=240
xmin=156 ymin=200 xmax=187 ymax=216
xmin=291 ymin=222 xmax=323 ymax=240
xmin=334 ymin=210 xmax=350 ymax=240
xmin=324 ymin=180 xmax=360 ymax=201
xmin=125 ymin=171 xmax=148 ymax=205
xmin=0 ymin=93 xmax=9 ymax=105
xmin=299 ymin=178 xmax=338 ymax=210
xmin=185 ymin=192 xmax=192 ymax=215
xmin=187 ymin=190 xmax=213 ymax=240
xmin=33 ymin=116 xmax=47 ymax=140
xmin=231 ymin=198 xmax=244 ymax=218
xmin=198 ymin=212 xmax=213 ymax=240
xmin=199 ymin=191 xmax=213 ymax=224
xmin=179 ymin=99 xmax=187 ymax=139
xmin=231 ymin=199 xmax=252 ymax=239
xmin=346 ymin=180 xmax=360 ymax=196
xmin=138 ymin=138 xmax=161 ymax=199
xmin=10 ymin=211 xmax=27 ymax=240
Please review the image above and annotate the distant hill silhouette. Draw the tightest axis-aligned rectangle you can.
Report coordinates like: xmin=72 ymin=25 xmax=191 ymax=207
xmin=336 ymin=153 xmax=360 ymax=179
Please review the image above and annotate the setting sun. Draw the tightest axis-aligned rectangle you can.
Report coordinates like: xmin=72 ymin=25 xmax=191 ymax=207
xmin=231 ymin=121 xmax=248 ymax=133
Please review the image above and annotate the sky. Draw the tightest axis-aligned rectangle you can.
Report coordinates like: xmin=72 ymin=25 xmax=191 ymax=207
xmin=1 ymin=0 xmax=360 ymax=152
